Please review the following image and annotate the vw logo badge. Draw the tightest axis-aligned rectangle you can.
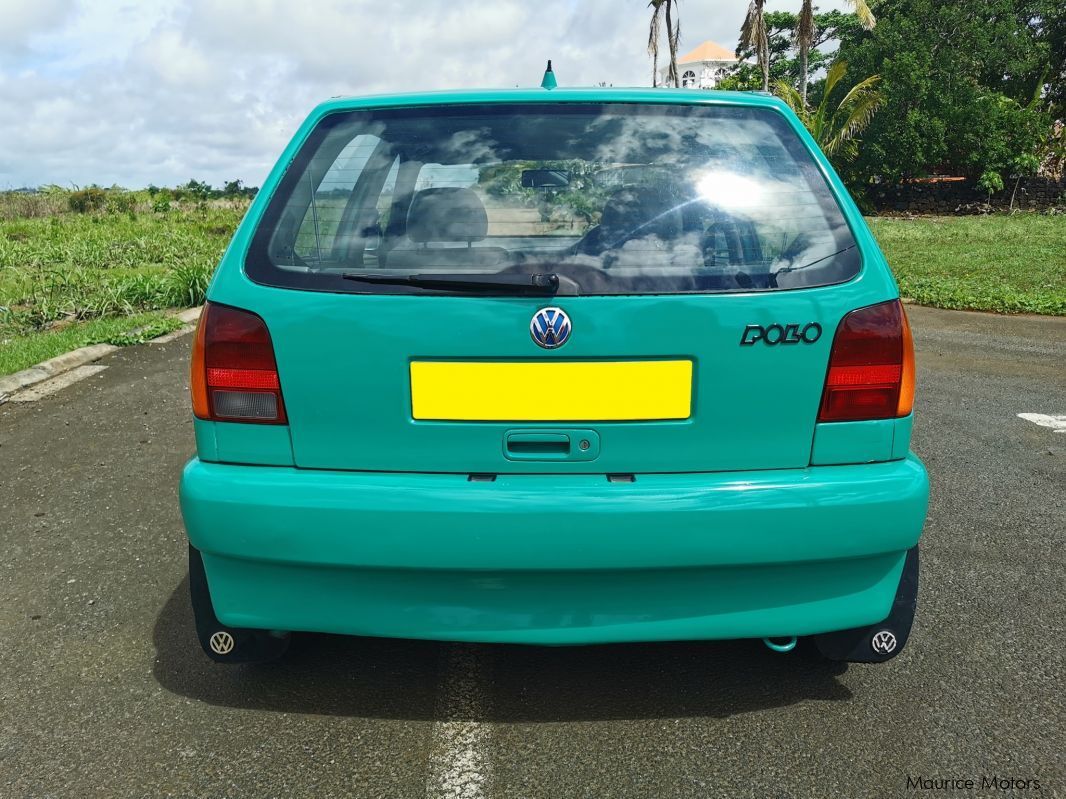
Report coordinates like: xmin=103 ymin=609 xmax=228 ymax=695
xmin=871 ymin=630 xmax=897 ymax=655
xmin=209 ymin=631 xmax=235 ymax=655
xmin=530 ymin=307 xmax=571 ymax=349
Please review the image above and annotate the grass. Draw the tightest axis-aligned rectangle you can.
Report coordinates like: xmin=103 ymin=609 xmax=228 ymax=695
xmin=1 ymin=196 xmax=244 ymax=377
xmin=869 ymin=214 xmax=1066 ymax=316
xmin=0 ymin=312 xmax=182 ymax=378
xmin=0 ymin=192 xmax=1063 ymax=379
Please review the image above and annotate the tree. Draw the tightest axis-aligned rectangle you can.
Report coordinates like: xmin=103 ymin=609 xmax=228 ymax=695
xmin=183 ymin=179 xmax=213 ymax=199
xmin=776 ymin=60 xmax=885 ymax=161
xmin=648 ymin=1 xmax=663 ymax=86
xmin=740 ymin=0 xmax=770 ymax=91
xmin=724 ymin=10 xmax=862 ymax=91
xmin=796 ymin=0 xmax=875 ymax=102
xmin=1008 ymin=153 xmax=1040 ymax=208
xmin=1046 ymin=4 xmax=1065 ymax=117
xmin=835 ymin=0 xmax=1055 ymax=184
xmin=648 ymin=0 xmax=681 ymax=88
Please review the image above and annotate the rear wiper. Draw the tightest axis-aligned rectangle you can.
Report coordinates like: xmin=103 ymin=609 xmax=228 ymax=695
xmin=773 ymin=245 xmax=857 ymax=277
xmin=769 ymin=245 xmax=857 ymax=287
xmin=342 ymin=272 xmax=560 ymax=293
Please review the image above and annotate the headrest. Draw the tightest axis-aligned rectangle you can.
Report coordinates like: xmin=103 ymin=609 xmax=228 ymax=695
xmin=407 ymin=187 xmax=488 ymax=243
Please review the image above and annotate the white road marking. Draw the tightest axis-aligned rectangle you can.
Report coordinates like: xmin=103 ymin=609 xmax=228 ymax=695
xmin=8 ymin=365 xmax=108 ymax=402
xmin=424 ymin=645 xmax=492 ymax=799
xmin=1017 ymin=413 xmax=1066 ymax=433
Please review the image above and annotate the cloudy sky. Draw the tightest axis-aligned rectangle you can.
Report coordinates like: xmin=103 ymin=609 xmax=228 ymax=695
xmin=0 ymin=0 xmax=852 ymax=189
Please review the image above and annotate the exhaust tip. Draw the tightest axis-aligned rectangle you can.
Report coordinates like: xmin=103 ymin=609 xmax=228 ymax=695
xmin=762 ymin=636 xmax=798 ymax=653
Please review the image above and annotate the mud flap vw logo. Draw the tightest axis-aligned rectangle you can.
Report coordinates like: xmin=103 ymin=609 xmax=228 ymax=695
xmin=209 ymin=631 xmax=235 ymax=655
xmin=871 ymin=630 xmax=897 ymax=655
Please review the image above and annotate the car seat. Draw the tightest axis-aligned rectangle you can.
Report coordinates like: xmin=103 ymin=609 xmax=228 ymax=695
xmin=385 ymin=187 xmax=508 ymax=269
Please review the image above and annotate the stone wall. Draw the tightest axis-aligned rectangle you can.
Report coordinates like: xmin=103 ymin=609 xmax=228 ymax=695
xmin=866 ymin=176 xmax=1065 ymax=215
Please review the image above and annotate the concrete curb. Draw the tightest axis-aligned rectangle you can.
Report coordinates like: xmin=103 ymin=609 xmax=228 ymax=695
xmin=174 ymin=307 xmax=203 ymax=325
xmin=0 ymin=306 xmax=202 ymax=400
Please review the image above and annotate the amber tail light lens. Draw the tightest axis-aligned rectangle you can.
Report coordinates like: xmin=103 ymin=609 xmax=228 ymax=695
xmin=819 ymin=300 xmax=915 ymax=422
xmin=190 ymin=302 xmax=287 ymax=424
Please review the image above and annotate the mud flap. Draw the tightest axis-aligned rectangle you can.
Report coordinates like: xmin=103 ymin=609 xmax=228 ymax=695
xmin=188 ymin=545 xmax=290 ymax=664
xmin=814 ymin=546 xmax=919 ymax=663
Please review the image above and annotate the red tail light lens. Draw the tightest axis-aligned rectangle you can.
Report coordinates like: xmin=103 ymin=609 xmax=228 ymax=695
xmin=819 ymin=300 xmax=914 ymax=422
xmin=191 ymin=302 xmax=286 ymax=424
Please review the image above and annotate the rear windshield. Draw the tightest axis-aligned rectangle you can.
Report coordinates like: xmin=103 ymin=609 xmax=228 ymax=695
xmin=247 ymin=103 xmax=859 ymax=295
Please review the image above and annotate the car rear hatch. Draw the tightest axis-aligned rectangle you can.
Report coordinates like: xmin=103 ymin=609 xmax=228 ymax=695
xmin=257 ymin=290 xmax=865 ymax=473
xmin=206 ymin=95 xmax=900 ymax=474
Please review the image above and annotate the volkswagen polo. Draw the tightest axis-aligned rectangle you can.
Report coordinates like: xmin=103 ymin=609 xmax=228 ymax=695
xmin=180 ymin=78 xmax=928 ymax=665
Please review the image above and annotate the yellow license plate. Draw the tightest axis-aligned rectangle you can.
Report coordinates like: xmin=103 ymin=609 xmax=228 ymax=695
xmin=410 ymin=360 xmax=693 ymax=421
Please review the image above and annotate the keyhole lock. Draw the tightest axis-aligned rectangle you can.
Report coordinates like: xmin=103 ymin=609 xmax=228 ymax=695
xmin=579 ymin=439 xmax=591 ymax=451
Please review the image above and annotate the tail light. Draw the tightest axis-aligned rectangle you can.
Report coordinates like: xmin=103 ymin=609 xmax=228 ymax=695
xmin=819 ymin=300 xmax=915 ymax=422
xmin=191 ymin=302 xmax=287 ymax=424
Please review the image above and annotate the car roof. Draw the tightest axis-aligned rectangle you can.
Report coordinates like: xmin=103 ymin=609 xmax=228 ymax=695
xmin=311 ymin=86 xmax=790 ymax=116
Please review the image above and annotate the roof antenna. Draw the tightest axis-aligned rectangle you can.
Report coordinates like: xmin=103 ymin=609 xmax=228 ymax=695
xmin=541 ymin=59 xmax=557 ymax=90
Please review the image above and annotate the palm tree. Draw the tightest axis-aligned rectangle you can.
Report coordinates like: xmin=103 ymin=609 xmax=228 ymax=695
xmin=775 ymin=60 xmax=884 ymax=161
xmin=796 ymin=0 xmax=876 ymax=103
xmin=740 ymin=0 xmax=770 ymax=92
xmin=648 ymin=0 xmax=681 ymax=88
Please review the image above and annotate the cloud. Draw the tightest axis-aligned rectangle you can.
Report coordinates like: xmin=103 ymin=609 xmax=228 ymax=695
xmin=0 ymin=0 xmax=856 ymax=188
xmin=133 ymin=29 xmax=214 ymax=88
xmin=0 ymin=0 xmax=76 ymax=51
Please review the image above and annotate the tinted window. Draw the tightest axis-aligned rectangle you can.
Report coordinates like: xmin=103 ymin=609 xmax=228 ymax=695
xmin=247 ymin=103 xmax=859 ymax=295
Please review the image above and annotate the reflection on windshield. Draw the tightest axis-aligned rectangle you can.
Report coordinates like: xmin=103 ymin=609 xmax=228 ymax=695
xmin=696 ymin=170 xmax=766 ymax=210
xmin=249 ymin=103 xmax=859 ymax=295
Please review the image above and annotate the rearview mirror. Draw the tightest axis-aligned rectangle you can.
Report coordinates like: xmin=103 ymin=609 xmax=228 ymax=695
xmin=521 ymin=169 xmax=571 ymax=189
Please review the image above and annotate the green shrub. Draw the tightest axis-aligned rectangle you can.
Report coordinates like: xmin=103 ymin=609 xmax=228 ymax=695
xmin=163 ymin=261 xmax=213 ymax=307
xmin=68 ymin=187 xmax=106 ymax=214
xmin=106 ymin=192 xmax=137 ymax=216
xmin=977 ymin=169 xmax=1005 ymax=197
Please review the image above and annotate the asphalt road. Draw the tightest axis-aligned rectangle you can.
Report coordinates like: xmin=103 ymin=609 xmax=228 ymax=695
xmin=1 ymin=305 xmax=1063 ymax=799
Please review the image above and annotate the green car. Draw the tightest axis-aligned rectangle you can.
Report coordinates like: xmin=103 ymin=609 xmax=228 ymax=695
xmin=180 ymin=77 xmax=928 ymax=665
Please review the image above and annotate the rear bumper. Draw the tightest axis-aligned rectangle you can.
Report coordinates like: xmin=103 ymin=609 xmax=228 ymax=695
xmin=179 ymin=456 xmax=929 ymax=644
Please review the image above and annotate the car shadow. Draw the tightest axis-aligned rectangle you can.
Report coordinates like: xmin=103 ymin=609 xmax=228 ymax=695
xmin=153 ymin=577 xmax=852 ymax=722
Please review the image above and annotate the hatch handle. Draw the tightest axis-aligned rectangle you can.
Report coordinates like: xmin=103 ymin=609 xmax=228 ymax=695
xmin=505 ymin=432 xmax=571 ymax=458
xmin=502 ymin=429 xmax=600 ymax=461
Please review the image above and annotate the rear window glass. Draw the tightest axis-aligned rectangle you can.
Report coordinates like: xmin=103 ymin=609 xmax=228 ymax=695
xmin=247 ymin=103 xmax=859 ymax=295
